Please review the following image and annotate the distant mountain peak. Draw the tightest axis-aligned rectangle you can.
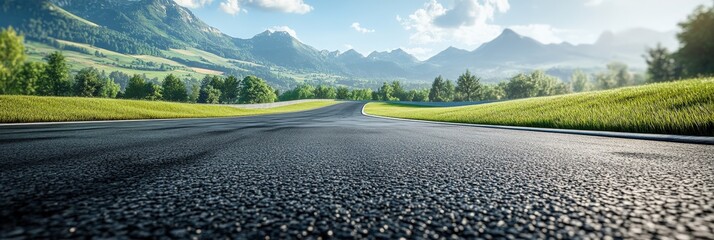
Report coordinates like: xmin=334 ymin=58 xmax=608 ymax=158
xmin=341 ymin=49 xmax=364 ymax=57
xmin=500 ymin=28 xmax=518 ymax=36
xmin=365 ymin=48 xmax=418 ymax=65
xmin=494 ymin=28 xmax=527 ymax=42
xmin=255 ymin=30 xmax=293 ymax=38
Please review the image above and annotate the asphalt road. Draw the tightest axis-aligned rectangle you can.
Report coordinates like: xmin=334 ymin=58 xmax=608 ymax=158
xmin=1 ymin=102 xmax=712 ymax=239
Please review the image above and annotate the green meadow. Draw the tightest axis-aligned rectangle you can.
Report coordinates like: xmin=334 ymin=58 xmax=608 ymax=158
xmin=0 ymin=96 xmax=338 ymax=123
xmin=364 ymin=78 xmax=714 ymax=136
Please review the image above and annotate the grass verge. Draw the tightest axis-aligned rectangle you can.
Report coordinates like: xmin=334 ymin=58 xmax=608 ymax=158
xmin=0 ymin=96 xmax=339 ymax=123
xmin=364 ymin=78 xmax=714 ymax=136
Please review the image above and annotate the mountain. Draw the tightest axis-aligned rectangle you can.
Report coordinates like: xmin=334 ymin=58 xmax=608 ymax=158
xmin=367 ymin=49 xmax=419 ymax=67
xmin=334 ymin=49 xmax=409 ymax=78
xmin=0 ymin=0 xmax=677 ymax=85
xmin=247 ymin=30 xmax=331 ymax=71
xmin=426 ymin=47 xmax=472 ymax=66
xmin=50 ymin=0 xmax=250 ymax=60
xmin=0 ymin=0 xmax=165 ymax=55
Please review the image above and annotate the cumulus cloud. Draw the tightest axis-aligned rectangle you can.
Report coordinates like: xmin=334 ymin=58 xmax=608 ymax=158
xmin=249 ymin=0 xmax=312 ymax=14
xmin=351 ymin=22 xmax=375 ymax=34
xmin=398 ymin=0 xmax=507 ymax=46
xmin=219 ymin=0 xmax=313 ymax=15
xmin=220 ymin=0 xmax=241 ymax=15
xmin=174 ymin=0 xmax=213 ymax=8
xmin=433 ymin=0 xmax=509 ymax=28
xmin=267 ymin=26 xmax=299 ymax=39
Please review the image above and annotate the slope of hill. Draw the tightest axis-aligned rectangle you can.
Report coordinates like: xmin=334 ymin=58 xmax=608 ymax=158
xmin=364 ymin=78 xmax=714 ymax=136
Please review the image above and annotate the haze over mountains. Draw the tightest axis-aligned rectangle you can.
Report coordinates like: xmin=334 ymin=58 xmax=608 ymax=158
xmin=1 ymin=0 xmax=677 ymax=86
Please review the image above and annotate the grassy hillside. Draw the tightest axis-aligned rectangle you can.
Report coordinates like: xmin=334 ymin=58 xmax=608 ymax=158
xmin=26 ymin=41 xmax=218 ymax=80
xmin=364 ymin=79 xmax=714 ymax=136
xmin=0 ymin=96 xmax=338 ymax=123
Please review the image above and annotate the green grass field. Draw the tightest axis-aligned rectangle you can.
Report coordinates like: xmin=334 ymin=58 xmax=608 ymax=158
xmin=364 ymin=78 xmax=714 ymax=136
xmin=0 ymin=96 xmax=339 ymax=123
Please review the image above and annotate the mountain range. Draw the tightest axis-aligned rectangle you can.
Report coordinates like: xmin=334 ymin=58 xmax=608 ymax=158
xmin=0 ymin=0 xmax=678 ymax=87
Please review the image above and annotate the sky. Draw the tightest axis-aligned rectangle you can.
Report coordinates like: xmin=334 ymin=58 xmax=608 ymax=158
xmin=175 ymin=0 xmax=711 ymax=60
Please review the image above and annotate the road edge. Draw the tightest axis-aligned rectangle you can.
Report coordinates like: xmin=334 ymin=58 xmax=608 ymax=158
xmin=0 ymin=101 xmax=345 ymax=127
xmin=360 ymin=103 xmax=714 ymax=145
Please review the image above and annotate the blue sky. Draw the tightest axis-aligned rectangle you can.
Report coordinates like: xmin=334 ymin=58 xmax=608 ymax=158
xmin=176 ymin=0 xmax=710 ymax=60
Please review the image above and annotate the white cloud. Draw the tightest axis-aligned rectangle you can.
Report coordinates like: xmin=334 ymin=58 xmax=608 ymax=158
xmin=247 ymin=0 xmax=312 ymax=14
xmin=509 ymin=24 xmax=599 ymax=45
xmin=584 ymin=0 xmax=605 ymax=6
xmin=344 ymin=44 xmax=354 ymax=50
xmin=351 ymin=22 xmax=375 ymax=34
xmin=219 ymin=0 xmax=312 ymax=15
xmin=267 ymin=26 xmax=299 ymax=39
xmin=174 ymin=0 xmax=213 ymax=8
xmin=220 ymin=0 xmax=241 ymax=15
xmin=398 ymin=0 xmax=508 ymax=46
xmin=401 ymin=47 xmax=434 ymax=61
xmin=433 ymin=0 xmax=509 ymax=28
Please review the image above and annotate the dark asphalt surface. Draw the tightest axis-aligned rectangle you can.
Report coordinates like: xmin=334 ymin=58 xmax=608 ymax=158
xmin=1 ymin=101 xmax=713 ymax=239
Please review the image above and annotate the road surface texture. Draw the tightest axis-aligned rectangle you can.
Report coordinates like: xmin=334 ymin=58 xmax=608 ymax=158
xmin=1 ymin=102 xmax=712 ymax=239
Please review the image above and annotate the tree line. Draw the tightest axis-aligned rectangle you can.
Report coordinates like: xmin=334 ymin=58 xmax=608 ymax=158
xmin=0 ymin=27 xmax=277 ymax=104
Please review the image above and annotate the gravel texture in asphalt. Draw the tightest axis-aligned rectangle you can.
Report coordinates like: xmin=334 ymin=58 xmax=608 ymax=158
xmin=1 ymin=102 xmax=713 ymax=239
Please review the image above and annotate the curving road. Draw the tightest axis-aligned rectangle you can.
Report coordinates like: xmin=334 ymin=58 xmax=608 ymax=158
xmin=1 ymin=101 xmax=712 ymax=239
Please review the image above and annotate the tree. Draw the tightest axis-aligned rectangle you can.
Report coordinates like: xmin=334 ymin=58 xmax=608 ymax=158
xmin=444 ymin=80 xmax=455 ymax=101
xmin=481 ymin=84 xmax=506 ymax=100
xmin=376 ymin=82 xmax=397 ymax=101
xmin=349 ymin=88 xmax=372 ymax=100
xmin=505 ymin=73 xmax=537 ymax=99
xmin=73 ymin=67 xmax=104 ymax=97
xmin=531 ymin=70 xmax=568 ymax=96
xmin=280 ymin=84 xmax=316 ymax=101
xmin=410 ymin=89 xmax=429 ymax=102
xmin=314 ymin=85 xmax=337 ymax=99
xmin=222 ymin=75 xmax=240 ymax=103
xmin=676 ymin=4 xmax=714 ymax=76
xmin=455 ymin=70 xmax=481 ymax=101
xmin=201 ymin=85 xmax=221 ymax=103
xmin=15 ymin=62 xmax=46 ymax=95
xmin=504 ymin=71 xmax=568 ymax=99
xmin=594 ymin=62 xmax=631 ymax=90
xmin=124 ymin=75 xmax=148 ymax=99
xmin=612 ymin=63 xmax=633 ymax=87
xmin=336 ymin=86 xmax=349 ymax=100
xmin=189 ymin=84 xmax=200 ymax=103
xmin=98 ymin=79 xmax=120 ymax=98
xmin=145 ymin=83 xmax=162 ymax=101
xmin=238 ymin=76 xmax=276 ymax=104
xmin=161 ymin=74 xmax=188 ymax=102
xmin=429 ymin=76 xmax=448 ymax=102
xmin=39 ymin=52 xmax=71 ymax=96
xmin=197 ymin=76 xmax=223 ymax=103
xmin=109 ymin=71 xmax=131 ymax=90
xmin=390 ymin=81 xmax=407 ymax=101
xmin=645 ymin=44 xmax=680 ymax=82
xmin=570 ymin=70 xmax=590 ymax=92
xmin=0 ymin=27 xmax=26 ymax=94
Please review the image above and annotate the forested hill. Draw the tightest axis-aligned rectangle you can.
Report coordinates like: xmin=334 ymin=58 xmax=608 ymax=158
xmin=0 ymin=0 xmax=164 ymax=55
xmin=50 ymin=0 xmax=252 ymax=60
